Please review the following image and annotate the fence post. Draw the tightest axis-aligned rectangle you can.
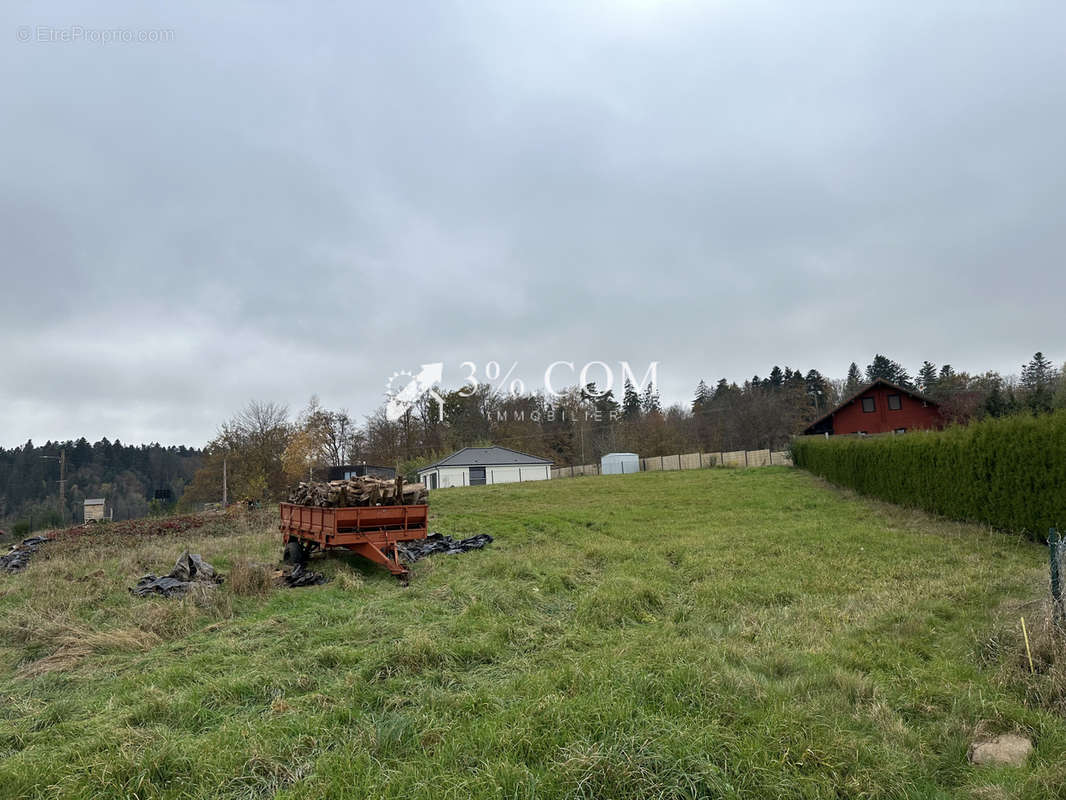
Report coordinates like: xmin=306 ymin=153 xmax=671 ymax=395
xmin=1051 ymin=528 xmax=1063 ymax=624
xmin=744 ymin=450 xmax=749 ymax=467
xmin=769 ymin=450 xmax=772 ymax=465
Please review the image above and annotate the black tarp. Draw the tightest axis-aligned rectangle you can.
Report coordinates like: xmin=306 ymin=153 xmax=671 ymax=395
xmin=0 ymin=536 xmax=49 ymax=573
xmin=397 ymin=532 xmax=494 ymax=563
xmin=130 ymin=551 xmax=222 ymax=597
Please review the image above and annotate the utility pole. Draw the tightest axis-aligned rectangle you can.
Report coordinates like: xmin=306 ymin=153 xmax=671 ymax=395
xmin=339 ymin=415 xmax=348 ymax=466
xmin=58 ymin=449 xmax=66 ymax=518
xmin=41 ymin=448 xmax=67 ymax=523
xmin=222 ymin=457 xmax=228 ymax=507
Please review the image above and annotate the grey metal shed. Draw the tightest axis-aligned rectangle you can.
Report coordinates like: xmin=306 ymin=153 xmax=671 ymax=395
xmin=601 ymin=452 xmax=640 ymax=475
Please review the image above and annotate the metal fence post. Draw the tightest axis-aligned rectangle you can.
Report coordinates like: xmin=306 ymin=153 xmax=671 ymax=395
xmin=1051 ymin=528 xmax=1063 ymax=624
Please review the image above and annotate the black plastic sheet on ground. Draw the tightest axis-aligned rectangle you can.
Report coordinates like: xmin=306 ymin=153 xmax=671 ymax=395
xmin=397 ymin=532 xmax=494 ymax=564
xmin=1 ymin=536 xmax=49 ymax=574
xmin=283 ymin=562 xmax=326 ymax=587
xmin=130 ymin=551 xmax=222 ymax=597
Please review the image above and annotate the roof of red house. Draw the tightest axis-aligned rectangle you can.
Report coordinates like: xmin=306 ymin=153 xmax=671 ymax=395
xmin=804 ymin=377 xmax=938 ymax=434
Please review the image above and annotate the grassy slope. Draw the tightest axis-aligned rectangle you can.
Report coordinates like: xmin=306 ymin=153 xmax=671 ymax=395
xmin=0 ymin=467 xmax=1061 ymax=799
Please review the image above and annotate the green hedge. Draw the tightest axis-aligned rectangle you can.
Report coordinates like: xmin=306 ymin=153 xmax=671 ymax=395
xmin=791 ymin=411 xmax=1066 ymax=539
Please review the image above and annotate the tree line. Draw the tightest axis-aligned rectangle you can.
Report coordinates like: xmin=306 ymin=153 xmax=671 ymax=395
xmin=177 ymin=351 xmax=1063 ymax=507
xmin=0 ymin=439 xmax=202 ymax=533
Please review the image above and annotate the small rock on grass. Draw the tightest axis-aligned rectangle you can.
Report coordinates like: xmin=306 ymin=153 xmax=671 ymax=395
xmin=967 ymin=733 xmax=1033 ymax=766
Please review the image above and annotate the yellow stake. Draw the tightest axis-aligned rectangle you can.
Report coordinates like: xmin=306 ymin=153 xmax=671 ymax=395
xmin=1021 ymin=616 xmax=1035 ymax=674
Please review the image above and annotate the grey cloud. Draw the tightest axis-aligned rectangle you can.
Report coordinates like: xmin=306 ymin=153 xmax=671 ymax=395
xmin=1 ymin=0 xmax=1064 ymax=445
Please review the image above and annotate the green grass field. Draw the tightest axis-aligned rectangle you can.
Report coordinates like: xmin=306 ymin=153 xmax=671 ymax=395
xmin=1 ymin=467 xmax=1063 ymax=799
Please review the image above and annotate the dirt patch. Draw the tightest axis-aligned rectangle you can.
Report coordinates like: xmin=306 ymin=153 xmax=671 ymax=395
xmin=57 ymin=515 xmax=213 ymax=540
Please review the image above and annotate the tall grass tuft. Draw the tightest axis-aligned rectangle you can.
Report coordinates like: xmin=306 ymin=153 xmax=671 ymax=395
xmin=228 ymin=560 xmax=274 ymax=596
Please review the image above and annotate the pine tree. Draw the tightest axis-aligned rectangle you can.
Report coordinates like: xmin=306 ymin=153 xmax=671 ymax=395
xmin=804 ymin=369 xmax=829 ymax=410
xmin=865 ymin=354 xmax=912 ymax=387
xmin=768 ymin=366 xmax=784 ymax=390
xmin=622 ymin=379 xmax=641 ymax=419
xmin=917 ymin=361 xmax=938 ymax=393
xmin=1021 ymin=352 xmax=1057 ymax=412
xmin=844 ymin=362 xmax=863 ymax=394
xmin=640 ymin=384 xmax=661 ymax=415
xmin=692 ymin=380 xmax=711 ymax=413
xmin=595 ymin=388 xmax=619 ymax=418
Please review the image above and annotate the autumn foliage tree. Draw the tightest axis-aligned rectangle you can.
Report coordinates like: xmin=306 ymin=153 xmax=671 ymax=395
xmin=181 ymin=401 xmax=291 ymax=507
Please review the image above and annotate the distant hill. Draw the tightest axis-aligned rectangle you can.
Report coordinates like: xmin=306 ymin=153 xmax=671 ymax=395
xmin=0 ymin=438 xmax=202 ymax=531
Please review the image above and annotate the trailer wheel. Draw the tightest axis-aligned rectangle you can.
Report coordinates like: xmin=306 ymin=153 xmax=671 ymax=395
xmin=283 ymin=540 xmax=307 ymax=565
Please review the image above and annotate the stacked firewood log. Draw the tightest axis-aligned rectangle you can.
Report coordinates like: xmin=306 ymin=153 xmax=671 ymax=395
xmin=286 ymin=475 xmax=428 ymax=507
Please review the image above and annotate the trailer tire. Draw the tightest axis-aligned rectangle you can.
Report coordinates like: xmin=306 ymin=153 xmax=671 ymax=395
xmin=283 ymin=540 xmax=307 ymax=565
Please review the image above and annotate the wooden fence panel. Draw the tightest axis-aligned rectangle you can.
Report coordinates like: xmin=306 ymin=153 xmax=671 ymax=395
xmin=554 ymin=448 xmax=792 ymax=479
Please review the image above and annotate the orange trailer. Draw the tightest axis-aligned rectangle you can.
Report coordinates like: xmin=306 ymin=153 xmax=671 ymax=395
xmin=279 ymin=502 xmax=429 ymax=580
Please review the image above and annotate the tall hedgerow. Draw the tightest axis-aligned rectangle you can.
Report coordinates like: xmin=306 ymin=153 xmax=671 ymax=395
xmin=791 ymin=411 xmax=1066 ymax=539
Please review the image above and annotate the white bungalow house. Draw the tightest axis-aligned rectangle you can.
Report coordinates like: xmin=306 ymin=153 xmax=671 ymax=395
xmin=418 ymin=446 xmax=553 ymax=489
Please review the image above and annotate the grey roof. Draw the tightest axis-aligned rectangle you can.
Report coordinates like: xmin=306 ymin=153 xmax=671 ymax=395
xmin=420 ymin=446 xmax=554 ymax=470
xmin=84 ymin=498 xmax=105 ymax=505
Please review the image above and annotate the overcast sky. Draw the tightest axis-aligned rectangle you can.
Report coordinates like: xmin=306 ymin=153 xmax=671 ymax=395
xmin=2 ymin=1 xmax=1064 ymax=447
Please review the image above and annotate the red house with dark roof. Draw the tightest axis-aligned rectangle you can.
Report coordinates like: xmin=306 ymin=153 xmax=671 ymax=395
xmin=803 ymin=378 xmax=943 ymax=436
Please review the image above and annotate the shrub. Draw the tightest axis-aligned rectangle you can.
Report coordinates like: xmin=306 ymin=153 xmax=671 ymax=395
xmin=791 ymin=411 xmax=1066 ymax=539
